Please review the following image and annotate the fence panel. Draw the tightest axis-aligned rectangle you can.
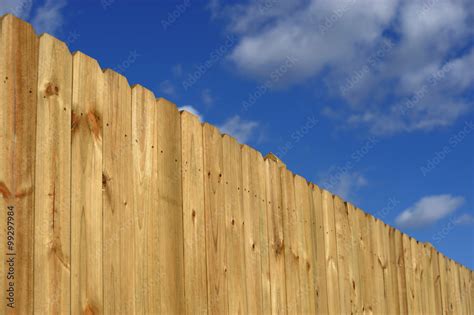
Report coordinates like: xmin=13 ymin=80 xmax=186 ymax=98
xmin=33 ymin=34 xmax=72 ymax=315
xmin=310 ymin=185 xmax=329 ymax=314
xmin=182 ymin=111 xmax=208 ymax=315
xmin=222 ymin=135 xmax=247 ymax=314
xmin=103 ymin=70 xmax=135 ymax=314
xmin=265 ymin=158 xmax=287 ymax=314
xmin=71 ymin=51 xmax=104 ymax=315
xmin=203 ymin=124 xmax=227 ymax=315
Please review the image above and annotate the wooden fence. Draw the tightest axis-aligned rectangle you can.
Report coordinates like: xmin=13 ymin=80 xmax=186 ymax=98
xmin=0 ymin=14 xmax=472 ymax=314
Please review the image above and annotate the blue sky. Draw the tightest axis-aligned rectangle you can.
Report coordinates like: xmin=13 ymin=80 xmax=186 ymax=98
xmin=3 ymin=0 xmax=473 ymax=269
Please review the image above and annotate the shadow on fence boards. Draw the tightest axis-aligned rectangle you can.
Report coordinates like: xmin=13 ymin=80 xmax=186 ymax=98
xmin=0 ymin=14 xmax=472 ymax=314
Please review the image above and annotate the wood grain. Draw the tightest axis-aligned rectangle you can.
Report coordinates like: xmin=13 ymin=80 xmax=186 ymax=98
xmin=34 ymin=33 xmax=72 ymax=315
xmin=71 ymin=51 xmax=104 ymax=315
xmin=182 ymin=111 xmax=208 ymax=315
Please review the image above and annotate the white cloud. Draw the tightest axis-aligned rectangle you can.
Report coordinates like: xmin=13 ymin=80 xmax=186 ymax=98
xmin=219 ymin=115 xmax=259 ymax=143
xmin=0 ymin=0 xmax=33 ymax=19
xmin=159 ymin=80 xmax=177 ymax=97
xmin=395 ymin=194 xmax=465 ymax=229
xmin=330 ymin=172 xmax=367 ymax=200
xmin=201 ymin=88 xmax=214 ymax=107
xmin=215 ymin=0 xmax=474 ymax=135
xmin=453 ymin=213 xmax=474 ymax=225
xmin=1 ymin=0 xmax=66 ymax=35
xmin=31 ymin=0 xmax=66 ymax=34
xmin=179 ymin=105 xmax=203 ymax=122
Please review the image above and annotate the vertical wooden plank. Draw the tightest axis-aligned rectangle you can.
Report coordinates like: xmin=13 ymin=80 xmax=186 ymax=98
xmin=0 ymin=15 xmax=38 ymax=315
xmin=103 ymin=70 xmax=134 ymax=314
xmin=264 ymin=158 xmax=287 ymax=315
xmin=255 ymin=151 xmax=272 ymax=315
xmin=280 ymin=169 xmax=301 ymax=314
xmin=155 ymin=98 xmax=185 ymax=314
xmin=370 ymin=217 xmax=385 ymax=314
xmin=438 ymin=253 xmax=449 ymax=314
xmin=321 ymin=190 xmax=341 ymax=314
xmin=309 ymin=185 xmax=329 ymax=314
xmin=459 ymin=266 xmax=470 ymax=315
xmin=334 ymin=196 xmax=351 ymax=314
xmin=241 ymin=145 xmax=264 ymax=314
xmin=452 ymin=261 xmax=462 ymax=314
xmin=394 ymin=229 xmax=408 ymax=315
xmin=222 ymin=135 xmax=247 ymax=314
xmin=294 ymin=175 xmax=316 ymax=314
xmin=421 ymin=243 xmax=436 ymax=315
xmin=347 ymin=203 xmax=362 ymax=314
xmin=431 ymin=247 xmax=444 ymax=314
xmin=71 ymin=52 xmax=103 ymax=315
xmin=131 ymin=85 xmax=160 ymax=314
xmin=402 ymin=234 xmax=415 ymax=314
xmin=33 ymin=33 xmax=71 ymax=314
xmin=410 ymin=239 xmax=423 ymax=314
xmin=356 ymin=210 xmax=374 ymax=314
xmin=182 ymin=111 xmax=208 ymax=315
xmin=380 ymin=223 xmax=396 ymax=314
xmin=387 ymin=227 xmax=401 ymax=315
xmin=203 ymin=124 xmax=227 ymax=315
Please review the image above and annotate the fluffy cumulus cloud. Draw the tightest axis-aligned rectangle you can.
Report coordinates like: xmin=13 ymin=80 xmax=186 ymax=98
xmin=219 ymin=115 xmax=259 ymax=143
xmin=0 ymin=0 xmax=66 ymax=34
xmin=395 ymin=194 xmax=465 ymax=228
xmin=212 ymin=0 xmax=474 ymax=135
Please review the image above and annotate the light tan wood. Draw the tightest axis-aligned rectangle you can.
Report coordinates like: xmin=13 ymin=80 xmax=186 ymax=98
xmin=131 ymin=85 xmax=160 ymax=314
xmin=334 ymin=196 xmax=351 ymax=315
xmin=294 ymin=175 xmax=316 ymax=314
xmin=241 ymin=145 xmax=264 ymax=314
xmin=356 ymin=210 xmax=373 ymax=314
xmin=370 ymin=217 xmax=385 ymax=314
xmin=280 ymin=169 xmax=302 ymax=314
xmin=347 ymin=203 xmax=362 ymax=314
xmin=254 ymin=151 xmax=272 ymax=315
xmin=310 ymin=185 xmax=329 ymax=314
xmin=0 ymin=15 xmax=38 ymax=315
xmin=410 ymin=239 xmax=423 ymax=315
xmin=421 ymin=244 xmax=436 ymax=315
xmin=71 ymin=51 xmax=104 ymax=315
xmin=387 ymin=227 xmax=401 ymax=315
xmin=394 ymin=229 xmax=408 ymax=314
xmin=452 ymin=261 xmax=462 ymax=314
xmin=402 ymin=234 xmax=415 ymax=314
xmin=431 ymin=247 xmax=444 ymax=314
xmin=438 ymin=253 xmax=449 ymax=314
xmin=182 ymin=111 xmax=208 ymax=315
xmin=264 ymin=158 xmax=287 ymax=315
xmin=103 ymin=70 xmax=135 ymax=314
xmin=381 ymin=223 xmax=396 ymax=314
xmin=155 ymin=98 xmax=185 ymax=314
xmin=203 ymin=124 xmax=227 ymax=315
xmin=223 ymin=134 xmax=247 ymax=314
xmin=321 ymin=190 xmax=341 ymax=314
xmin=34 ymin=33 xmax=72 ymax=315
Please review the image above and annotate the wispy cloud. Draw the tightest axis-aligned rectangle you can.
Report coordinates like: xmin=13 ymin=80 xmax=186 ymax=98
xmin=453 ymin=213 xmax=474 ymax=225
xmin=329 ymin=171 xmax=367 ymax=200
xmin=219 ymin=115 xmax=259 ymax=143
xmin=395 ymin=194 xmax=465 ymax=229
xmin=1 ymin=0 xmax=67 ymax=35
xmin=215 ymin=0 xmax=474 ymax=135
xmin=31 ymin=0 xmax=66 ymax=34
xmin=201 ymin=88 xmax=214 ymax=107
xmin=159 ymin=80 xmax=177 ymax=97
